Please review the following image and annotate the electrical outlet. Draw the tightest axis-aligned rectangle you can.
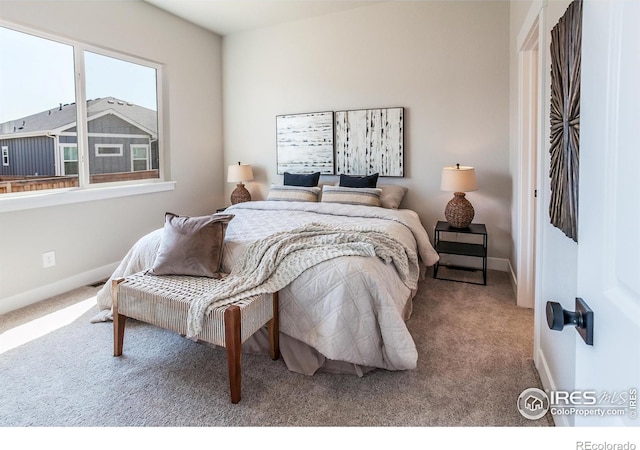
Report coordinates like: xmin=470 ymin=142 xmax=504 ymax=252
xmin=42 ymin=251 xmax=56 ymax=268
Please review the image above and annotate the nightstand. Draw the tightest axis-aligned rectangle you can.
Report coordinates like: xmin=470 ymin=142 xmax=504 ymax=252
xmin=433 ymin=221 xmax=487 ymax=285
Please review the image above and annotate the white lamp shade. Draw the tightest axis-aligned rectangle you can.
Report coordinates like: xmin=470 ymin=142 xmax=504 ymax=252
xmin=440 ymin=165 xmax=478 ymax=192
xmin=227 ymin=163 xmax=254 ymax=183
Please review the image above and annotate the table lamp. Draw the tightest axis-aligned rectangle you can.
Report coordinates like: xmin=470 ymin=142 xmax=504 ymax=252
xmin=440 ymin=163 xmax=478 ymax=229
xmin=227 ymin=162 xmax=254 ymax=204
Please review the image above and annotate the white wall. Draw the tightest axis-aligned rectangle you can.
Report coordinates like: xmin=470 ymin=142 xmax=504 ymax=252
xmin=222 ymin=1 xmax=511 ymax=264
xmin=509 ymin=0 xmax=577 ymax=426
xmin=0 ymin=1 xmax=224 ymax=314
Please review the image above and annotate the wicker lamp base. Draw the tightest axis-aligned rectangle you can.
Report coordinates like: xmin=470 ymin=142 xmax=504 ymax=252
xmin=444 ymin=192 xmax=474 ymax=229
xmin=231 ymin=183 xmax=251 ymax=205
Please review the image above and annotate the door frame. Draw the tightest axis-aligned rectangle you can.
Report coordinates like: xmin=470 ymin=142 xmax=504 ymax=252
xmin=516 ymin=1 xmax=549 ymax=404
xmin=516 ymin=5 xmax=544 ymax=312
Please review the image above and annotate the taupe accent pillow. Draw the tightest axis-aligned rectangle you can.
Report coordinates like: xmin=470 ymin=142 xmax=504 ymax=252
xmin=267 ymin=184 xmax=321 ymax=202
xmin=148 ymin=212 xmax=234 ymax=277
xmin=321 ymin=185 xmax=382 ymax=206
xmin=379 ymin=185 xmax=408 ymax=209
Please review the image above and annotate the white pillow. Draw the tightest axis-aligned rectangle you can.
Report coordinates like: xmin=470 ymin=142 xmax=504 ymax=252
xmin=321 ymin=185 xmax=382 ymax=207
xmin=266 ymin=185 xmax=321 ymax=202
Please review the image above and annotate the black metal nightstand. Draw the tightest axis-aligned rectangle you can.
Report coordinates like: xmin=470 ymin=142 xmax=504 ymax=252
xmin=433 ymin=221 xmax=487 ymax=285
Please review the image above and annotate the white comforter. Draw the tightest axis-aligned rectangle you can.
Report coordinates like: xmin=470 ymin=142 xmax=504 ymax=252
xmin=94 ymin=201 xmax=439 ymax=375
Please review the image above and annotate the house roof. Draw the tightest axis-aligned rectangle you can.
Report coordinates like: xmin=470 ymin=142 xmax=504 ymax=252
xmin=0 ymin=97 xmax=157 ymax=136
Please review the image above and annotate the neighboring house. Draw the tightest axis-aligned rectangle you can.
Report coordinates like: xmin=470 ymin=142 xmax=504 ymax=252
xmin=0 ymin=97 xmax=158 ymax=178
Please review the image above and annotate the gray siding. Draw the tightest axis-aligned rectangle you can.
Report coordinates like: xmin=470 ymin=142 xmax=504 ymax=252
xmin=66 ymin=113 xmax=155 ymax=135
xmin=88 ymin=136 xmax=150 ymax=174
xmin=0 ymin=136 xmax=55 ymax=176
xmin=77 ymin=113 xmax=156 ymax=173
xmin=88 ymin=113 xmax=151 ymax=135
xmin=59 ymin=135 xmax=76 ymax=144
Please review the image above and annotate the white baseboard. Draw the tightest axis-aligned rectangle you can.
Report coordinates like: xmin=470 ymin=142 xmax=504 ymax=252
xmin=0 ymin=262 xmax=118 ymax=315
xmin=536 ymin=347 xmax=572 ymax=427
xmin=508 ymin=259 xmax=518 ymax=297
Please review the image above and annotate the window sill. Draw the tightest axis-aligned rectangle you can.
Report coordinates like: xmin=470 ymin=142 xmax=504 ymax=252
xmin=0 ymin=181 xmax=176 ymax=213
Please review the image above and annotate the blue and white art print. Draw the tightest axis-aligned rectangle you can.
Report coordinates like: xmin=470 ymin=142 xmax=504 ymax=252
xmin=335 ymin=107 xmax=404 ymax=177
xmin=276 ymin=111 xmax=334 ymax=175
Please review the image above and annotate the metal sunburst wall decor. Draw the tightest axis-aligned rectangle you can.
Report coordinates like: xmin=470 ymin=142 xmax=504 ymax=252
xmin=549 ymin=0 xmax=582 ymax=242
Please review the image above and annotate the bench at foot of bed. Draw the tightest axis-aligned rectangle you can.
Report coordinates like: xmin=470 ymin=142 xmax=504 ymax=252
xmin=112 ymin=274 xmax=279 ymax=404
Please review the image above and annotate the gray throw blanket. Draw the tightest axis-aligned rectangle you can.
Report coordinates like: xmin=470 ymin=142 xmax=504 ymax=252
xmin=186 ymin=222 xmax=419 ymax=338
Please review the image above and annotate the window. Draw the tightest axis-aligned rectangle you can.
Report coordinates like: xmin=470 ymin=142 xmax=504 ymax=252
xmin=0 ymin=23 xmax=163 ymax=197
xmin=60 ymin=144 xmax=78 ymax=175
xmin=131 ymin=145 xmax=150 ymax=171
xmin=84 ymin=50 xmax=159 ymax=184
xmin=95 ymin=144 xmax=123 ymax=157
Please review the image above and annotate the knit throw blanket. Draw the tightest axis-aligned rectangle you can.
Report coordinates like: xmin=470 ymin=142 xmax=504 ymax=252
xmin=186 ymin=222 xmax=419 ymax=338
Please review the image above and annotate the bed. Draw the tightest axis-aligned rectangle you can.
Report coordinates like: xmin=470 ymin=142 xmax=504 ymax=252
xmin=93 ymin=200 xmax=439 ymax=376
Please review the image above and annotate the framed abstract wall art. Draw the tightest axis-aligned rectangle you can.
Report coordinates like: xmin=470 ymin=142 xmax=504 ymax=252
xmin=335 ymin=107 xmax=404 ymax=177
xmin=276 ymin=111 xmax=334 ymax=174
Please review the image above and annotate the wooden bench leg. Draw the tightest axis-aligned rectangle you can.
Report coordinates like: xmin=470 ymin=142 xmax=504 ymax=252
xmin=112 ymin=278 xmax=126 ymax=357
xmin=268 ymin=292 xmax=280 ymax=360
xmin=224 ymin=305 xmax=242 ymax=404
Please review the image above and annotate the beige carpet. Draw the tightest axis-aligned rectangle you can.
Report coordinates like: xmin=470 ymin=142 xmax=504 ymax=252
xmin=0 ymin=268 xmax=553 ymax=427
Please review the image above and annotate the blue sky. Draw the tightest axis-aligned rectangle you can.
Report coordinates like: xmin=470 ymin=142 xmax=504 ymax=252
xmin=0 ymin=25 xmax=157 ymax=124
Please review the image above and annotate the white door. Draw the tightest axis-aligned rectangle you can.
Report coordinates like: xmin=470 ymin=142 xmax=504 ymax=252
xmin=575 ymin=0 xmax=640 ymax=426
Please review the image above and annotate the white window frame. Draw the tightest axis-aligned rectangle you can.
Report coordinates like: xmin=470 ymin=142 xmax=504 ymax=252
xmin=2 ymin=146 xmax=8 ymax=166
xmin=0 ymin=20 xmax=173 ymax=212
xmin=59 ymin=143 xmax=78 ymax=175
xmin=95 ymin=144 xmax=123 ymax=157
xmin=130 ymin=144 xmax=150 ymax=171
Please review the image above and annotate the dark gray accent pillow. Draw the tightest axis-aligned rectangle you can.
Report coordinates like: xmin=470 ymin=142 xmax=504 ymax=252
xmin=284 ymin=171 xmax=321 ymax=187
xmin=148 ymin=212 xmax=234 ymax=277
xmin=339 ymin=173 xmax=379 ymax=188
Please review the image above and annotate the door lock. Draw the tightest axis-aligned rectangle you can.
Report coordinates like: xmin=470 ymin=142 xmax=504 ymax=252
xmin=545 ymin=297 xmax=594 ymax=346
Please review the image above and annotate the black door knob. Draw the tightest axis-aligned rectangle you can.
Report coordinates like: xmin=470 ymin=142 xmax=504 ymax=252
xmin=546 ymin=301 xmax=583 ymax=330
xmin=545 ymin=298 xmax=594 ymax=346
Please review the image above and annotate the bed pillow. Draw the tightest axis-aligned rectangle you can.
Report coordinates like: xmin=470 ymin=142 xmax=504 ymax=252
xmin=284 ymin=171 xmax=321 ymax=187
xmin=339 ymin=173 xmax=379 ymax=188
xmin=379 ymin=185 xmax=408 ymax=209
xmin=321 ymin=185 xmax=382 ymax=207
xmin=148 ymin=212 xmax=234 ymax=278
xmin=267 ymin=184 xmax=321 ymax=202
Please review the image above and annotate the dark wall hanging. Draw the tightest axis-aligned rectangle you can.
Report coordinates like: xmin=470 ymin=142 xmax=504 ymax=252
xmin=549 ymin=0 xmax=582 ymax=242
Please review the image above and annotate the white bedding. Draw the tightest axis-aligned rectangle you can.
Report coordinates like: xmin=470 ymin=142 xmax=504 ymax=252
xmin=94 ymin=201 xmax=439 ymax=376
